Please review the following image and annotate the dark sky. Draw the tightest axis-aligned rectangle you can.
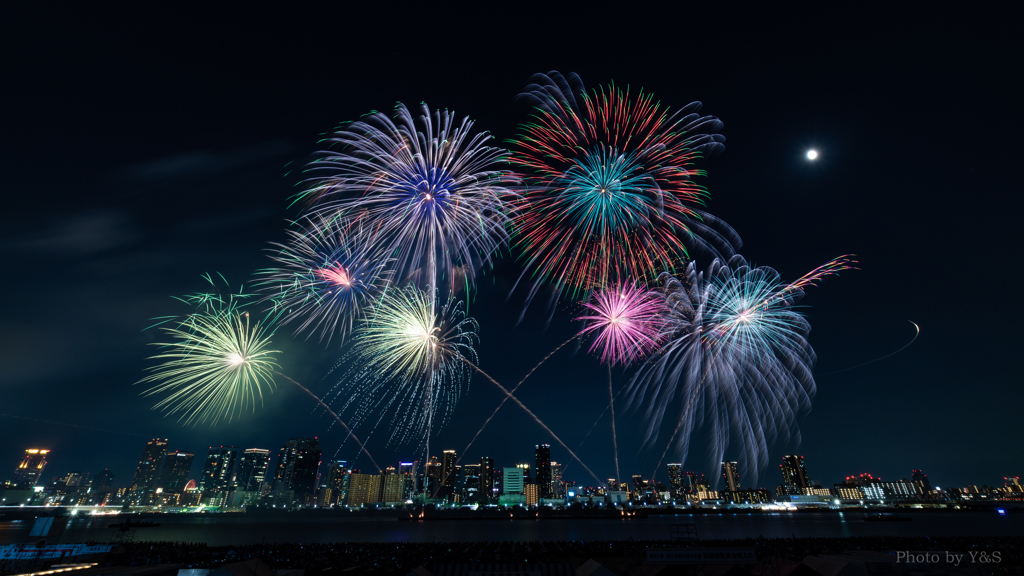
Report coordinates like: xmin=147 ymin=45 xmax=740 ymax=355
xmin=2 ymin=6 xmax=1021 ymax=493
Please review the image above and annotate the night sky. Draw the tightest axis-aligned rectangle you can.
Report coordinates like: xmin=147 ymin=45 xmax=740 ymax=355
xmin=2 ymin=6 xmax=1020 ymax=492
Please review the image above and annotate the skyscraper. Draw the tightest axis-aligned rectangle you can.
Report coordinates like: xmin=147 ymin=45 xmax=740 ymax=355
xmin=479 ymin=457 xmax=494 ymax=501
xmin=503 ymin=467 xmax=524 ymax=495
xmin=199 ymin=447 xmax=238 ymax=494
xmin=535 ymin=444 xmax=552 ymax=499
xmin=398 ymin=461 xmax=418 ymax=500
xmin=274 ymin=438 xmax=322 ymax=502
xmin=347 ymin=473 xmax=382 ymax=507
xmin=425 ymin=456 xmax=442 ymax=497
xmin=441 ymin=450 xmax=457 ymax=498
xmin=237 ymin=449 xmax=272 ymax=492
xmin=517 ymin=462 xmax=532 ymax=485
xmin=157 ymin=451 xmax=194 ymax=494
xmin=11 ymin=449 xmax=49 ymax=489
xmin=551 ymin=462 xmax=563 ymax=497
xmin=667 ymin=464 xmax=683 ymax=499
xmin=721 ymin=461 xmax=740 ymax=492
xmin=911 ymin=469 xmax=931 ymax=492
xmin=130 ymin=439 xmax=168 ymax=504
xmin=780 ymin=455 xmax=809 ymax=493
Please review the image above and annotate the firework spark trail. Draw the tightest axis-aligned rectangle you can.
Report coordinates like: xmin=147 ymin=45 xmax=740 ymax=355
xmin=458 ymin=334 xmax=579 ymax=461
xmin=558 ymin=384 xmax=629 ymax=478
xmin=459 ymin=357 xmax=603 ymax=486
xmin=816 ymin=320 xmax=919 ymax=376
xmin=510 ymin=70 xmax=740 ymax=309
xmin=273 ymin=371 xmax=381 ymax=473
xmin=607 ymin=364 xmax=620 ymax=485
xmin=299 ymin=102 xmax=520 ymax=302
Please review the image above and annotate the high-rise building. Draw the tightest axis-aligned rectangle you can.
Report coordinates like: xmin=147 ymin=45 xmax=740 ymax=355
xmin=274 ymin=438 xmax=322 ymax=502
xmin=199 ymin=447 xmax=238 ymax=494
xmin=460 ymin=464 xmax=481 ymax=502
xmin=685 ymin=471 xmax=708 ymax=493
xmin=525 ymin=483 xmax=539 ymax=506
xmin=130 ymin=439 xmax=168 ymax=504
xmin=911 ymin=469 xmax=931 ymax=492
xmin=441 ymin=450 xmax=457 ymax=497
xmin=535 ymin=444 xmax=552 ymax=499
xmin=11 ymin=449 xmax=50 ymax=489
xmin=425 ymin=456 xmax=442 ymax=497
xmin=398 ymin=461 xmax=418 ymax=500
xmin=158 ymin=451 xmax=194 ymax=494
xmin=94 ymin=469 xmax=115 ymax=489
xmin=551 ymin=462 xmax=563 ymax=497
xmin=721 ymin=462 xmax=740 ymax=492
xmin=667 ymin=464 xmax=683 ymax=499
xmin=383 ymin=466 xmax=408 ymax=503
xmin=319 ymin=461 xmax=349 ymax=506
xmin=237 ymin=449 xmax=272 ymax=492
xmin=780 ymin=455 xmax=809 ymax=493
xmin=347 ymin=473 xmax=382 ymax=507
xmin=479 ymin=457 xmax=494 ymax=500
xmin=503 ymin=467 xmax=524 ymax=495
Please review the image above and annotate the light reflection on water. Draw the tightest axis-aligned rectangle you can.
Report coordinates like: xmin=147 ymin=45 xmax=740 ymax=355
xmin=1 ymin=512 xmax=1018 ymax=546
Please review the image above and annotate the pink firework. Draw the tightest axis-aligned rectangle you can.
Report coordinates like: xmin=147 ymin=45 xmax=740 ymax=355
xmin=316 ymin=262 xmax=352 ymax=288
xmin=576 ymin=281 xmax=667 ymax=366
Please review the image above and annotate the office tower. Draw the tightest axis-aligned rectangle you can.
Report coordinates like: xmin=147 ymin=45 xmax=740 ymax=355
xmin=441 ymin=450 xmax=457 ymax=496
xmin=319 ymin=461 xmax=348 ymax=506
xmin=479 ymin=457 xmax=495 ymax=500
xmin=237 ymin=449 xmax=272 ymax=492
xmin=398 ymin=461 xmax=418 ymax=500
xmin=525 ymin=483 xmax=539 ymax=506
xmin=425 ymin=456 xmax=442 ymax=497
xmin=721 ymin=462 xmax=740 ymax=492
xmin=667 ymin=464 xmax=683 ymax=499
xmin=503 ymin=467 xmax=524 ymax=494
xmin=383 ymin=466 xmax=408 ymax=503
xmin=780 ymin=455 xmax=809 ymax=492
xmin=551 ymin=462 xmax=563 ymax=497
xmin=535 ymin=444 xmax=552 ymax=499
xmin=199 ymin=447 xmax=238 ymax=493
xmin=461 ymin=464 xmax=480 ymax=502
xmin=11 ymin=449 xmax=50 ymax=489
xmin=158 ymin=451 xmax=194 ymax=493
xmin=517 ymin=462 xmax=532 ymax=485
xmin=94 ymin=469 xmax=115 ymax=489
xmin=62 ymin=471 xmax=88 ymax=487
xmin=130 ymin=439 xmax=168 ymax=503
xmin=274 ymin=438 xmax=322 ymax=501
xmin=631 ymin=475 xmax=644 ymax=496
xmin=347 ymin=473 xmax=382 ymax=506
xmin=684 ymin=471 xmax=707 ymax=493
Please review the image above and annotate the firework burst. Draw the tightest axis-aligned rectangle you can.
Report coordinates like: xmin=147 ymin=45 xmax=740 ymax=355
xmin=511 ymin=71 xmax=740 ymax=303
xmin=298 ymin=103 xmax=519 ymax=297
xmin=138 ymin=276 xmax=280 ymax=426
xmin=576 ymin=281 xmax=666 ymax=367
xmin=256 ymin=216 xmax=389 ymax=345
xmin=333 ymin=287 xmax=478 ymax=448
xmin=628 ymin=255 xmax=855 ymax=484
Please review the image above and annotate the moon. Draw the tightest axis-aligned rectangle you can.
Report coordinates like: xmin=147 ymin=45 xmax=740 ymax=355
xmin=806 ymin=149 xmax=819 ymax=160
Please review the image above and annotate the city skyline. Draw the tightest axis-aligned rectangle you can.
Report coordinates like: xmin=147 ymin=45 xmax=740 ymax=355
xmin=1 ymin=6 xmax=1021 ymax=494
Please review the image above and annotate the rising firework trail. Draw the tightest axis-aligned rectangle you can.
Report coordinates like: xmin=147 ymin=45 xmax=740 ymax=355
xmin=816 ymin=320 xmax=920 ymax=376
xmin=628 ymin=255 xmax=856 ymax=484
xmin=510 ymin=70 xmax=740 ymax=312
xmin=298 ymin=102 xmax=519 ymax=301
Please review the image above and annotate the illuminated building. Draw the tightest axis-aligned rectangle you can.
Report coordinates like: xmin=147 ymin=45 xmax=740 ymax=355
xmin=517 ymin=462 xmax=532 ymax=485
xmin=383 ymin=466 xmax=407 ymax=503
xmin=781 ymin=455 xmax=810 ymax=493
xmin=157 ymin=450 xmax=194 ymax=494
xmin=441 ymin=450 xmax=457 ymax=498
xmin=525 ymin=483 xmax=539 ymax=506
xmin=685 ymin=471 xmax=708 ymax=493
xmin=1005 ymin=477 xmax=1023 ymax=494
xmin=398 ymin=461 xmax=418 ymax=500
xmin=94 ymin=469 xmax=115 ymax=489
xmin=198 ymin=446 xmax=238 ymax=494
xmin=551 ymin=462 xmax=563 ymax=497
xmin=424 ymin=456 xmax=442 ymax=497
xmin=535 ymin=444 xmax=552 ymax=498
xmin=479 ymin=457 xmax=494 ymax=500
xmin=503 ymin=467 xmax=524 ymax=494
xmin=911 ymin=469 xmax=931 ymax=494
xmin=11 ymin=449 xmax=50 ymax=489
xmin=274 ymin=438 xmax=322 ymax=503
xmin=666 ymin=464 xmax=683 ymax=499
xmin=318 ymin=460 xmax=348 ymax=506
xmin=237 ymin=449 xmax=271 ymax=492
xmin=834 ymin=484 xmax=865 ymax=500
xmin=130 ymin=439 xmax=168 ymax=504
xmin=721 ymin=462 xmax=740 ymax=492
xmin=347 ymin=473 xmax=382 ymax=506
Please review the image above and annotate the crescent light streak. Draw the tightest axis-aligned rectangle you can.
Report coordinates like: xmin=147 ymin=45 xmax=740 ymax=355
xmin=816 ymin=320 xmax=920 ymax=376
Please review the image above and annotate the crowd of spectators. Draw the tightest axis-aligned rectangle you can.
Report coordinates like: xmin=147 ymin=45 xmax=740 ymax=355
xmin=90 ymin=536 xmax=1024 ymax=575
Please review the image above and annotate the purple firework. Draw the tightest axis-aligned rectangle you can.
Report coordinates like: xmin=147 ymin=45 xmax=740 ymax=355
xmin=576 ymin=281 xmax=666 ymax=366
